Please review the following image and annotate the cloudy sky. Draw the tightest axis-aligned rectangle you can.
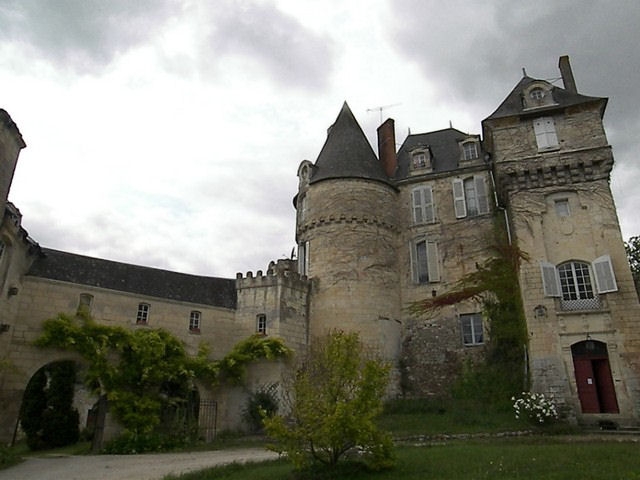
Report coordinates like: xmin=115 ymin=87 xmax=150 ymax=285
xmin=2 ymin=0 xmax=639 ymax=278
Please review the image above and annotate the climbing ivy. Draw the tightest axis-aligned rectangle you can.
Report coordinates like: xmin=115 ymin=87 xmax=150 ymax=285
xmin=35 ymin=313 xmax=291 ymax=437
xmin=408 ymin=215 xmax=529 ymax=404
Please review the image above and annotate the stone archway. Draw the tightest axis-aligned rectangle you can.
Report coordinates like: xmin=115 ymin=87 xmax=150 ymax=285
xmin=571 ymin=339 xmax=619 ymax=414
xmin=16 ymin=360 xmax=86 ymax=449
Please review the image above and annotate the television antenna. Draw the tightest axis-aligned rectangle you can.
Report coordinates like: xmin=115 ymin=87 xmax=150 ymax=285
xmin=366 ymin=103 xmax=401 ymax=123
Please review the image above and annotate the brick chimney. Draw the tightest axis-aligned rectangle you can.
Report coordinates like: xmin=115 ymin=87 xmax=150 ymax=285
xmin=377 ymin=118 xmax=397 ymax=177
xmin=558 ymin=55 xmax=578 ymax=94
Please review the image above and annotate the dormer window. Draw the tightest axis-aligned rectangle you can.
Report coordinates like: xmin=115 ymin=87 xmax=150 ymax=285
xmin=462 ymin=141 xmax=479 ymax=161
xmin=530 ymin=88 xmax=545 ymax=100
xmin=411 ymin=148 xmax=431 ymax=172
xmin=524 ymin=83 xmax=556 ymax=109
xmin=413 ymin=152 xmax=427 ymax=169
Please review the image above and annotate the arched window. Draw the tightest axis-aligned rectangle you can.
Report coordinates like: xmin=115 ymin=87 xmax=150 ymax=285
xmin=557 ymin=261 xmax=599 ymax=310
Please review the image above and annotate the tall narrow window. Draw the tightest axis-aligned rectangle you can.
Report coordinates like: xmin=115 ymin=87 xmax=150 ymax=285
xmin=0 ymin=240 xmax=5 ymax=261
xmin=189 ymin=311 xmax=201 ymax=333
xmin=411 ymin=238 xmax=439 ymax=284
xmin=460 ymin=313 xmax=483 ymax=345
xmin=298 ymin=241 xmax=309 ymax=276
xmin=554 ymin=199 xmax=570 ymax=217
xmin=411 ymin=186 xmax=435 ymax=224
xmin=453 ymin=176 xmax=489 ymax=218
xmin=533 ymin=116 xmax=559 ymax=150
xmin=136 ymin=303 xmax=150 ymax=325
xmin=256 ymin=314 xmax=267 ymax=335
xmin=77 ymin=293 xmax=93 ymax=315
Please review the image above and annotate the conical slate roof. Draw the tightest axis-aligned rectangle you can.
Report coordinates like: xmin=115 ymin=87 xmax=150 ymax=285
xmin=310 ymin=102 xmax=390 ymax=185
xmin=485 ymin=76 xmax=607 ymax=121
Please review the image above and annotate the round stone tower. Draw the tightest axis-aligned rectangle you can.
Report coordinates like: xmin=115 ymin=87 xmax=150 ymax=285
xmin=295 ymin=102 xmax=401 ymax=360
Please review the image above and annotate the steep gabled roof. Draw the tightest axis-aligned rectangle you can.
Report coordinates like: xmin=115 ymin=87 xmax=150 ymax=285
xmin=310 ymin=102 xmax=390 ymax=185
xmin=27 ymin=248 xmax=237 ymax=309
xmin=485 ymin=76 xmax=607 ymax=121
xmin=395 ymin=128 xmax=483 ymax=179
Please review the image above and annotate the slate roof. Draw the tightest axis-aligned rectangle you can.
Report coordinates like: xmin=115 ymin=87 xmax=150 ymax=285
xmin=27 ymin=248 xmax=237 ymax=309
xmin=310 ymin=102 xmax=391 ymax=185
xmin=394 ymin=128 xmax=483 ymax=180
xmin=485 ymin=76 xmax=607 ymax=121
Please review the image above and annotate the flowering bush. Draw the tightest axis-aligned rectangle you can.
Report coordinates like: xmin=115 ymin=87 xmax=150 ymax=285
xmin=512 ymin=391 xmax=558 ymax=424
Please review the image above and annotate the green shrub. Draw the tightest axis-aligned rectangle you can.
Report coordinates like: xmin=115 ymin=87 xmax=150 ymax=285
xmin=242 ymin=384 xmax=279 ymax=433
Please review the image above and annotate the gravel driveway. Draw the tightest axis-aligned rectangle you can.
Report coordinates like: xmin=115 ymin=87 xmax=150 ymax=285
xmin=0 ymin=448 xmax=279 ymax=480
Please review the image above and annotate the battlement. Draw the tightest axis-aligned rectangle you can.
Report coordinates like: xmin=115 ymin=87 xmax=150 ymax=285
xmin=236 ymin=258 xmax=309 ymax=289
xmin=298 ymin=213 xmax=399 ymax=234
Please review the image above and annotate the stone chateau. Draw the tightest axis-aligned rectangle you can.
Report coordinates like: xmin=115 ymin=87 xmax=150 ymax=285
xmin=1 ymin=56 xmax=639 ymax=443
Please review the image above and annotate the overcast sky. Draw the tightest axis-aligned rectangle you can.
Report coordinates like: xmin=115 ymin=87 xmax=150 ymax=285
xmin=2 ymin=0 xmax=639 ymax=278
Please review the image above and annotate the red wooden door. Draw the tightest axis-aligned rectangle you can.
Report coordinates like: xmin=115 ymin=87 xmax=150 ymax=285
xmin=573 ymin=357 xmax=600 ymax=413
xmin=593 ymin=359 xmax=619 ymax=413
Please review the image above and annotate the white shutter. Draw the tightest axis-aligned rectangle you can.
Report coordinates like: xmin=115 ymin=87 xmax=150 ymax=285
xmin=412 ymin=186 xmax=435 ymax=224
xmin=592 ymin=255 xmax=618 ymax=293
xmin=474 ymin=176 xmax=489 ymax=215
xmin=540 ymin=261 xmax=561 ymax=297
xmin=452 ymin=179 xmax=466 ymax=218
xmin=426 ymin=241 xmax=440 ymax=282
xmin=412 ymin=188 xmax=423 ymax=224
xmin=534 ymin=117 xmax=558 ymax=150
xmin=424 ymin=186 xmax=435 ymax=223
xmin=410 ymin=240 xmax=418 ymax=283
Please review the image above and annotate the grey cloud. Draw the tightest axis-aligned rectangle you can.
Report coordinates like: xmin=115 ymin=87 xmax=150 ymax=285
xmin=204 ymin=1 xmax=334 ymax=90
xmin=0 ymin=0 xmax=180 ymax=73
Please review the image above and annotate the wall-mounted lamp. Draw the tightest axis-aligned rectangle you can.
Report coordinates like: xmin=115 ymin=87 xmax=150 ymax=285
xmin=7 ymin=286 xmax=18 ymax=297
xmin=533 ymin=304 xmax=547 ymax=319
xmin=431 ymin=289 xmax=437 ymax=298
xmin=0 ymin=324 xmax=10 ymax=333
xmin=585 ymin=334 xmax=595 ymax=351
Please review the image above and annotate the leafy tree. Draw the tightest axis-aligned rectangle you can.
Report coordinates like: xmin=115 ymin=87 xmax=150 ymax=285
xmin=263 ymin=330 xmax=394 ymax=472
xmin=35 ymin=313 xmax=291 ymax=441
xmin=625 ymin=236 xmax=640 ymax=292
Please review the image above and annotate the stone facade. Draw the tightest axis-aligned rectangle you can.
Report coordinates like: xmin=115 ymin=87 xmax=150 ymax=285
xmin=1 ymin=57 xmax=639 ymax=444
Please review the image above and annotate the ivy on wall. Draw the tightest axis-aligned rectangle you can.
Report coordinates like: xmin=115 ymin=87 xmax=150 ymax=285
xmin=35 ymin=313 xmax=291 ymax=437
xmin=408 ymin=215 xmax=529 ymax=403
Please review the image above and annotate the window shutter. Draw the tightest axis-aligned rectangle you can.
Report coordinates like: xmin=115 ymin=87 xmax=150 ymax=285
xmin=474 ymin=176 xmax=489 ymax=214
xmin=534 ymin=117 xmax=558 ymax=150
xmin=592 ymin=255 xmax=618 ymax=293
xmin=410 ymin=240 xmax=418 ymax=283
xmin=452 ymin=179 xmax=466 ymax=218
xmin=412 ymin=186 xmax=435 ymax=224
xmin=426 ymin=241 xmax=440 ymax=282
xmin=540 ymin=261 xmax=561 ymax=297
xmin=423 ymin=186 xmax=434 ymax=223
xmin=412 ymin=188 xmax=423 ymax=224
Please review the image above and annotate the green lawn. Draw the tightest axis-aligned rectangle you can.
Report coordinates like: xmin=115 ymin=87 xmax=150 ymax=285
xmin=164 ymin=439 xmax=640 ymax=480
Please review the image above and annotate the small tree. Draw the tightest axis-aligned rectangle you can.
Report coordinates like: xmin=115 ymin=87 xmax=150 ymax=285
xmin=263 ymin=330 xmax=394 ymax=471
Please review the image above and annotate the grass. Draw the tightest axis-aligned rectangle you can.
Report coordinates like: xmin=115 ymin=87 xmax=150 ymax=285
xmin=163 ymin=439 xmax=640 ymax=480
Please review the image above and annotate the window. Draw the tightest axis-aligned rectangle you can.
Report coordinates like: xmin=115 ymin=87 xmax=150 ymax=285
xmin=410 ymin=238 xmax=439 ymax=284
xmin=530 ymin=88 xmax=545 ymax=100
xmin=298 ymin=241 xmax=309 ymax=276
xmin=0 ymin=240 xmax=5 ymax=261
xmin=533 ymin=117 xmax=559 ymax=150
xmin=540 ymin=256 xmax=618 ymax=311
xmin=462 ymin=141 xmax=479 ymax=161
xmin=136 ymin=303 xmax=150 ymax=325
xmin=77 ymin=293 xmax=93 ymax=315
xmin=413 ymin=152 xmax=427 ymax=169
xmin=256 ymin=314 xmax=267 ymax=334
xmin=461 ymin=313 xmax=483 ymax=346
xmin=452 ymin=176 xmax=489 ymax=218
xmin=411 ymin=186 xmax=435 ymax=224
xmin=554 ymin=199 xmax=570 ymax=217
xmin=189 ymin=311 xmax=201 ymax=333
